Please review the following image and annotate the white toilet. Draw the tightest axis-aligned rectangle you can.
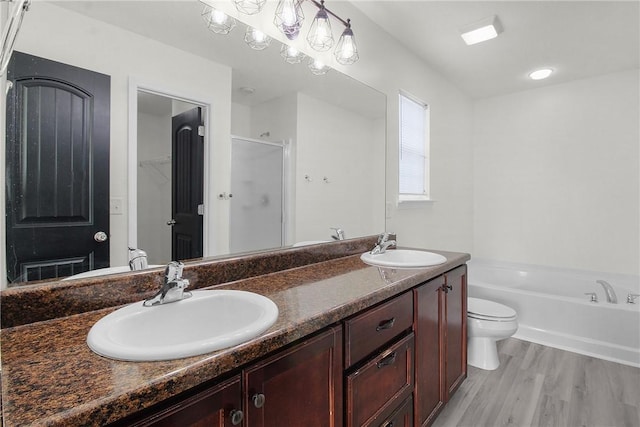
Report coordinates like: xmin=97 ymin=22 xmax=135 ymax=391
xmin=467 ymin=297 xmax=518 ymax=370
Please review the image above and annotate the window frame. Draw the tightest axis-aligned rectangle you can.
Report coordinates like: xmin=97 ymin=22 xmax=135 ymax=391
xmin=398 ymin=91 xmax=431 ymax=203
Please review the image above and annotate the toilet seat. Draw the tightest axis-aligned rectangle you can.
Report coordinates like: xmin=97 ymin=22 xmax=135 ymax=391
xmin=468 ymin=297 xmax=517 ymax=322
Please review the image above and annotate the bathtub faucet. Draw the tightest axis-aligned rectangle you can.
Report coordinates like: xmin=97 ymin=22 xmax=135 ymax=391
xmin=596 ymin=280 xmax=617 ymax=304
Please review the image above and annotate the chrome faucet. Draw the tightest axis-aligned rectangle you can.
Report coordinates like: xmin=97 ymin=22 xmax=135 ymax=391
xmin=143 ymin=261 xmax=192 ymax=307
xmin=596 ymin=280 xmax=617 ymax=304
xmin=370 ymin=232 xmax=396 ymax=255
xmin=627 ymin=293 xmax=640 ymax=304
xmin=330 ymin=227 xmax=345 ymax=241
xmin=128 ymin=247 xmax=148 ymax=271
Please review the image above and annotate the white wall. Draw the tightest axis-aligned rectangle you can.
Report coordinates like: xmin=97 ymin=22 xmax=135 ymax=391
xmin=473 ymin=69 xmax=640 ymax=275
xmin=9 ymin=2 xmax=233 ymax=268
xmin=295 ymin=92 xmax=385 ymax=242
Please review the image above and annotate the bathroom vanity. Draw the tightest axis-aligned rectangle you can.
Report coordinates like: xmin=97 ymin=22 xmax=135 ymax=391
xmin=0 ymin=238 xmax=469 ymax=426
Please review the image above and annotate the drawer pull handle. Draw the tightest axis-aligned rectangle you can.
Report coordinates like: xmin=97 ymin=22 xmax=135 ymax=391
xmin=252 ymin=393 xmax=266 ymax=408
xmin=376 ymin=317 xmax=396 ymax=331
xmin=229 ymin=409 xmax=244 ymax=425
xmin=377 ymin=352 xmax=397 ymax=369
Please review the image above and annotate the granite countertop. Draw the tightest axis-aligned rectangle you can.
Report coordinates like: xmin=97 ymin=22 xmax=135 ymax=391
xmin=0 ymin=249 xmax=469 ymax=426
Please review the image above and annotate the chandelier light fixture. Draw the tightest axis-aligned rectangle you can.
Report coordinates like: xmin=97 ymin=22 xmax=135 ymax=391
xmin=306 ymin=0 xmax=333 ymax=51
xmin=274 ymin=0 xmax=305 ymax=40
xmin=199 ymin=0 xmax=359 ymax=74
xmin=308 ymin=57 xmax=330 ymax=75
xmin=244 ymin=26 xmax=272 ymax=50
xmin=233 ymin=0 xmax=266 ymax=15
xmin=201 ymin=6 xmax=236 ymax=35
xmin=280 ymin=44 xmax=305 ymax=64
xmin=334 ymin=19 xmax=358 ymax=65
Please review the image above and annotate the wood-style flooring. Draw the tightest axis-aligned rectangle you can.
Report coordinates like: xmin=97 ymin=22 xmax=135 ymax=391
xmin=432 ymin=338 xmax=640 ymax=427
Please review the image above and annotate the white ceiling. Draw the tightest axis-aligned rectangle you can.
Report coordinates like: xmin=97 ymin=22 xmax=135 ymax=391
xmin=353 ymin=1 xmax=640 ymax=99
xmin=51 ymin=1 xmax=639 ymax=101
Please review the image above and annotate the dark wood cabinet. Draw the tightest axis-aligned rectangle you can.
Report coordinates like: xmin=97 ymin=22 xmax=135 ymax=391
xmin=344 ymin=291 xmax=414 ymax=427
xmin=444 ymin=265 xmax=467 ymax=399
xmin=414 ymin=275 xmax=445 ymax=426
xmin=127 ymin=375 xmax=243 ymax=427
xmin=244 ymin=326 xmax=343 ymax=427
xmin=346 ymin=333 xmax=414 ymax=426
xmin=114 ymin=264 xmax=468 ymax=427
xmin=380 ymin=396 xmax=414 ymax=427
xmin=414 ymin=266 xmax=467 ymax=427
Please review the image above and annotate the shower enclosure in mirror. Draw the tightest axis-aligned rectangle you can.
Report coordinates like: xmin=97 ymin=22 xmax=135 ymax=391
xmin=2 ymin=0 xmax=386 ymax=287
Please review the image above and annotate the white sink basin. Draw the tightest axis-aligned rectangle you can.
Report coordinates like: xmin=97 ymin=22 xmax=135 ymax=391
xmin=360 ymin=249 xmax=447 ymax=269
xmin=87 ymin=290 xmax=278 ymax=361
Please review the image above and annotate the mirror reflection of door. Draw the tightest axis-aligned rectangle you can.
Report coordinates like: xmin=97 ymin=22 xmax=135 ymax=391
xmin=230 ymin=137 xmax=285 ymax=253
xmin=5 ymin=52 xmax=111 ymax=283
xmin=136 ymin=92 xmax=204 ymax=264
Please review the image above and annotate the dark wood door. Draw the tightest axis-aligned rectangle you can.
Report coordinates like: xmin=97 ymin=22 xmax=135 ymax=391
xmin=444 ymin=265 xmax=468 ymax=399
xmin=121 ymin=375 xmax=243 ymax=427
xmin=244 ymin=327 xmax=343 ymax=427
xmin=5 ymin=51 xmax=110 ymax=283
xmin=171 ymin=108 xmax=203 ymax=261
xmin=414 ymin=275 xmax=445 ymax=427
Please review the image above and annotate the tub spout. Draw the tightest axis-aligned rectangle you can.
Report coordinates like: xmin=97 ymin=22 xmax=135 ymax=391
xmin=596 ymin=280 xmax=617 ymax=304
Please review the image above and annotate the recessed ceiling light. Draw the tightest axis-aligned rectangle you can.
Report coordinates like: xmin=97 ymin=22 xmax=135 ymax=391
xmin=529 ymin=68 xmax=553 ymax=80
xmin=460 ymin=15 xmax=503 ymax=46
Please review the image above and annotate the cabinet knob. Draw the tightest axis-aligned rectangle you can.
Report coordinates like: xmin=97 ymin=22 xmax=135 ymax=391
xmin=252 ymin=393 xmax=266 ymax=408
xmin=229 ymin=409 xmax=244 ymax=425
xmin=382 ymin=422 xmax=395 ymax=427
xmin=376 ymin=317 xmax=396 ymax=332
xmin=442 ymin=284 xmax=453 ymax=293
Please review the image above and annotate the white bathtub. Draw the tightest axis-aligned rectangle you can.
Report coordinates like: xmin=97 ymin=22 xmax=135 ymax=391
xmin=467 ymin=259 xmax=640 ymax=367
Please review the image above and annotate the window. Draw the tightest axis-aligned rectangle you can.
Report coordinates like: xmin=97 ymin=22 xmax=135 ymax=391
xmin=399 ymin=93 xmax=430 ymax=201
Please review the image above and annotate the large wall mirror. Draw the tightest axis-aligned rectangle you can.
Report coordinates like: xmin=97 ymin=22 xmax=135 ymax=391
xmin=3 ymin=1 xmax=386 ymax=287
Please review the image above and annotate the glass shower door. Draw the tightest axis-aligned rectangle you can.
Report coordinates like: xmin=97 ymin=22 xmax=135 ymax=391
xmin=230 ymin=137 xmax=284 ymax=253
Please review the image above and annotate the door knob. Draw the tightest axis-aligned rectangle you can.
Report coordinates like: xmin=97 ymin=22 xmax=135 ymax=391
xmin=93 ymin=231 xmax=108 ymax=242
xmin=167 ymin=219 xmax=176 ymax=226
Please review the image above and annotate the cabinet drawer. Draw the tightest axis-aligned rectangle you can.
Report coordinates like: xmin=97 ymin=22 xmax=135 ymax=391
xmin=346 ymin=333 xmax=414 ymax=427
xmin=345 ymin=291 xmax=413 ymax=367
xmin=378 ymin=395 xmax=413 ymax=427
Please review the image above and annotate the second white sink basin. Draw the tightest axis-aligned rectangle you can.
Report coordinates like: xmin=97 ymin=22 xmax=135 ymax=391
xmin=87 ymin=290 xmax=278 ymax=361
xmin=361 ymin=249 xmax=447 ymax=268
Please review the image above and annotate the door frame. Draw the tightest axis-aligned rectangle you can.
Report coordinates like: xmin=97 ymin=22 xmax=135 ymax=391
xmin=127 ymin=78 xmax=211 ymax=257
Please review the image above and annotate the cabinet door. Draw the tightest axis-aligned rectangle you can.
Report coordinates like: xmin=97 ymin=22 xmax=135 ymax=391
xmin=444 ymin=265 xmax=467 ymax=399
xmin=414 ymin=276 xmax=445 ymax=427
xmin=244 ymin=327 xmax=343 ymax=427
xmin=128 ymin=375 xmax=243 ymax=427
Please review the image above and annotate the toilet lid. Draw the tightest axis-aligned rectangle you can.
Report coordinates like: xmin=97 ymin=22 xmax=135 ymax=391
xmin=468 ymin=297 xmax=517 ymax=321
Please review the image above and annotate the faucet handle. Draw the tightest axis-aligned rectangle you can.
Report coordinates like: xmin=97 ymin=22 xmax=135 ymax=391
xmin=584 ymin=292 xmax=598 ymax=303
xmin=165 ymin=261 xmax=184 ymax=282
xmin=627 ymin=293 xmax=640 ymax=304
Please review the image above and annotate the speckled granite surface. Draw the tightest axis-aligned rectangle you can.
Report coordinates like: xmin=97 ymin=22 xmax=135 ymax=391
xmin=1 ymin=237 xmax=378 ymax=328
xmin=0 ymin=244 xmax=469 ymax=426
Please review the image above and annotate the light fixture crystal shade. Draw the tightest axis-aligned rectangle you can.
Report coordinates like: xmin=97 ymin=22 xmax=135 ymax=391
xmin=244 ymin=26 xmax=272 ymax=50
xmin=306 ymin=7 xmax=333 ymax=52
xmin=201 ymin=6 xmax=236 ymax=35
xmin=308 ymin=57 xmax=330 ymax=75
xmin=334 ymin=25 xmax=359 ymax=65
xmin=233 ymin=0 xmax=266 ymax=15
xmin=274 ymin=0 xmax=304 ymax=40
xmin=280 ymin=44 xmax=305 ymax=64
